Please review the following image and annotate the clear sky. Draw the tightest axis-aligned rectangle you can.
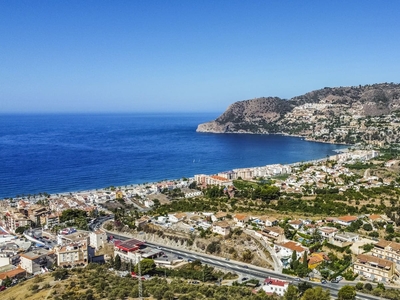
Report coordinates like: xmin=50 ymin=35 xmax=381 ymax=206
xmin=1 ymin=0 xmax=400 ymax=113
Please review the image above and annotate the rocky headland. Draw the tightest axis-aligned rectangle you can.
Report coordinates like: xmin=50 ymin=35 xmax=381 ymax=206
xmin=197 ymin=83 xmax=400 ymax=145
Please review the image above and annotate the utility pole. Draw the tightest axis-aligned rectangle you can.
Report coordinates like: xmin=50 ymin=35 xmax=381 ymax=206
xmin=138 ymin=255 xmax=143 ymax=300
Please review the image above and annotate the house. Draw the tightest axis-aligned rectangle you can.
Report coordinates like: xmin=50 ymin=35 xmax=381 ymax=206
xmin=330 ymin=232 xmax=359 ymax=245
xmin=257 ymin=216 xmax=278 ymax=227
xmin=318 ymin=227 xmax=338 ymax=240
xmin=113 ymin=238 xmax=144 ymax=263
xmin=371 ymin=240 xmax=400 ymax=265
xmin=262 ymin=278 xmax=289 ymax=296
xmin=211 ymin=211 xmax=228 ymax=222
xmin=89 ymin=230 xmax=107 ymax=250
xmin=135 ymin=216 xmax=151 ymax=228
xmin=256 ymin=227 xmax=285 ymax=243
xmin=369 ymin=214 xmax=384 ymax=222
xmin=55 ymin=240 xmax=91 ymax=268
xmin=289 ymin=220 xmax=303 ymax=230
xmin=168 ymin=213 xmax=187 ymax=223
xmin=184 ymin=190 xmax=203 ymax=198
xmin=144 ymin=199 xmax=154 ymax=208
xmin=306 ymin=252 xmax=329 ymax=269
xmin=275 ymin=241 xmax=307 ymax=260
xmin=353 ymin=254 xmax=395 ymax=282
xmin=212 ymin=221 xmax=231 ymax=236
xmin=19 ymin=249 xmax=55 ymax=274
xmin=336 ymin=215 xmax=358 ymax=226
xmin=45 ymin=214 xmax=60 ymax=228
xmin=233 ymin=214 xmax=249 ymax=227
xmin=0 ymin=267 xmax=26 ymax=285
xmin=4 ymin=211 xmax=31 ymax=233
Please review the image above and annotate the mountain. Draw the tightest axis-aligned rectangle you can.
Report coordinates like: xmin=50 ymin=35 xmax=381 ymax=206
xmin=197 ymin=83 xmax=400 ymax=144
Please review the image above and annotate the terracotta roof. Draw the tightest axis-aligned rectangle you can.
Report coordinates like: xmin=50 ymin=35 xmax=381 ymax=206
xmin=264 ymin=278 xmax=288 ymax=287
xmin=234 ymin=214 xmax=248 ymax=221
xmin=307 ymin=253 xmax=327 ymax=265
xmin=210 ymin=175 xmax=229 ymax=181
xmin=289 ymin=220 xmax=303 ymax=225
xmin=279 ymin=241 xmax=305 ymax=253
xmin=369 ymin=214 xmax=382 ymax=221
xmin=357 ymin=254 xmax=394 ymax=269
xmin=337 ymin=215 xmax=358 ymax=222
xmin=0 ymin=267 xmax=26 ymax=280
xmin=375 ymin=240 xmax=400 ymax=251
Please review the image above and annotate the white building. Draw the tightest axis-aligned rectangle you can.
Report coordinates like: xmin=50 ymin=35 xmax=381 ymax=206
xmin=89 ymin=230 xmax=107 ymax=250
xmin=262 ymin=278 xmax=289 ymax=296
xmin=318 ymin=227 xmax=338 ymax=239
xmin=55 ymin=240 xmax=90 ymax=267
xmin=19 ymin=249 xmax=55 ymax=274
xmin=212 ymin=221 xmax=231 ymax=236
xmin=275 ymin=241 xmax=307 ymax=260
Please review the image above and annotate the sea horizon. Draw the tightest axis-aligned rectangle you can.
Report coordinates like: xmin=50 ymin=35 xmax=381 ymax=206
xmin=0 ymin=112 xmax=347 ymax=199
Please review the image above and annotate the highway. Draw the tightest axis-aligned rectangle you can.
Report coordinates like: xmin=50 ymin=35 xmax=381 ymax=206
xmin=107 ymin=232 xmax=381 ymax=300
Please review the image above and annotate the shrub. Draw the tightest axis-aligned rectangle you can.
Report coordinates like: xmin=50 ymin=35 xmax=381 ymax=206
xmin=364 ymin=283 xmax=373 ymax=291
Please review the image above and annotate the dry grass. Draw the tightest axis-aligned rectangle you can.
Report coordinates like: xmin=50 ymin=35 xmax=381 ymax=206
xmin=1 ymin=273 xmax=66 ymax=300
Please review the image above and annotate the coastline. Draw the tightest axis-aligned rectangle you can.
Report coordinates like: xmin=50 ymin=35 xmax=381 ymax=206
xmin=0 ymin=113 xmax=348 ymax=200
xmin=1 ymin=146 xmax=363 ymax=202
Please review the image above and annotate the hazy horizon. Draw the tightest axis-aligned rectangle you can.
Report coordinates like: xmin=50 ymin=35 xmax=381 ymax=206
xmin=1 ymin=1 xmax=400 ymax=113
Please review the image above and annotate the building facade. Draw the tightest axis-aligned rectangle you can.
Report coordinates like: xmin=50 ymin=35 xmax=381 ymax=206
xmin=353 ymin=254 xmax=395 ymax=282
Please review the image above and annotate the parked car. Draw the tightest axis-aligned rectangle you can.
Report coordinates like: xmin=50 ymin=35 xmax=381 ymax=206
xmin=331 ymin=279 xmax=339 ymax=283
xmin=320 ymin=279 xmax=327 ymax=284
xmin=335 ymin=276 xmax=343 ymax=281
xmin=0 ymin=286 xmax=6 ymax=291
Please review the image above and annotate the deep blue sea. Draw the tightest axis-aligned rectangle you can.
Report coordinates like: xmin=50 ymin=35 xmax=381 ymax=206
xmin=0 ymin=113 xmax=347 ymax=199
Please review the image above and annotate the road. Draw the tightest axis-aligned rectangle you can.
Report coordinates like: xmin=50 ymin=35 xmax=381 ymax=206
xmin=107 ymin=231 xmax=380 ymax=300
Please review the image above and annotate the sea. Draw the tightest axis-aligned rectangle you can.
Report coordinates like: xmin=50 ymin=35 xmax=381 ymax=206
xmin=0 ymin=113 xmax=347 ymax=199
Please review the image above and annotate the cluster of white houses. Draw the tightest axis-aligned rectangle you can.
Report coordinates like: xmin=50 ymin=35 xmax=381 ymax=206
xmin=0 ymin=229 xmax=108 ymax=285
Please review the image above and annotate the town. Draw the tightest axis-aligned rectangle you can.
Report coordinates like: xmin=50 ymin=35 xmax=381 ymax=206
xmin=1 ymin=146 xmax=400 ymax=300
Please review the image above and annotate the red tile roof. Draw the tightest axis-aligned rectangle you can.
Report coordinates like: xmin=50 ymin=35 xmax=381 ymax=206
xmin=338 ymin=215 xmax=358 ymax=222
xmin=264 ymin=278 xmax=288 ymax=287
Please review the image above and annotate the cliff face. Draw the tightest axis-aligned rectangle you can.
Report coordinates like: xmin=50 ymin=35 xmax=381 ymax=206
xmin=197 ymin=97 xmax=293 ymax=134
xmin=197 ymin=83 xmax=400 ymax=144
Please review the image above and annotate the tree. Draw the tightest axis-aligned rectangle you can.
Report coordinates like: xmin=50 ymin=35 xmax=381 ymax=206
xmin=114 ymin=254 xmax=121 ymax=270
xmin=53 ymin=268 xmax=68 ymax=281
xmin=284 ymin=285 xmax=299 ymax=300
xmin=302 ymin=251 xmax=308 ymax=269
xmin=2 ymin=276 xmax=12 ymax=287
xmin=15 ymin=226 xmax=27 ymax=234
xmin=362 ymin=223 xmax=373 ymax=231
xmin=386 ymin=224 xmax=395 ymax=234
xmin=297 ymin=282 xmax=312 ymax=295
xmin=338 ymin=285 xmax=356 ymax=300
xmin=301 ymin=287 xmax=330 ymax=300
xmin=364 ymin=283 xmax=373 ymax=291
xmin=206 ymin=241 xmax=221 ymax=254
xmin=355 ymin=282 xmax=364 ymax=290
xmin=134 ymin=258 xmax=155 ymax=275
xmin=290 ymin=250 xmax=298 ymax=269
xmin=163 ymin=290 xmax=175 ymax=300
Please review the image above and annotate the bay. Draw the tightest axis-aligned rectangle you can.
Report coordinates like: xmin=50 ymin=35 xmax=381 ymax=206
xmin=0 ymin=113 xmax=346 ymax=199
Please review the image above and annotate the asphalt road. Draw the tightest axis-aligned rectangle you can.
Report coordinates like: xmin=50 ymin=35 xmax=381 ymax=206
xmin=106 ymin=232 xmax=381 ymax=300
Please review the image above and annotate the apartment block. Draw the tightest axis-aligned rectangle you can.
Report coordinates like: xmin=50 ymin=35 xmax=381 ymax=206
xmin=353 ymin=254 xmax=395 ymax=282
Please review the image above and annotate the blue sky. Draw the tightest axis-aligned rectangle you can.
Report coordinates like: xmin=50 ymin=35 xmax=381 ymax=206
xmin=1 ymin=1 xmax=400 ymax=113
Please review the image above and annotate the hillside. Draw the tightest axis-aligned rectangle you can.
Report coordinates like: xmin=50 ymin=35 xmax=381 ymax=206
xmin=197 ymin=83 xmax=400 ymax=144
